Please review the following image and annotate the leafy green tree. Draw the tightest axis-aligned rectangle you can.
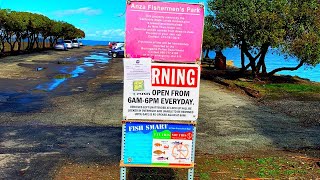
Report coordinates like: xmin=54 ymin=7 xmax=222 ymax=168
xmin=37 ymin=14 xmax=51 ymax=49
xmin=0 ymin=9 xmax=9 ymax=54
xmin=2 ymin=10 xmax=25 ymax=53
xmin=0 ymin=9 xmax=85 ymax=55
xmin=207 ymin=0 xmax=320 ymax=78
xmin=49 ymin=20 xmax=64 ymax=47
xmin=61 ymin=22 xmax=76 ymax=40
xmin=203 ymin=15 xmax=232 ymax=59
xmin=9 ymin=11 xmax=28 ymax=52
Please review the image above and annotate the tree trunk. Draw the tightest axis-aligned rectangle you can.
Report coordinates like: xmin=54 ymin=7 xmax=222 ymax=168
xmin=268 ymin=60 xmax=305 ymax=76
xmin=17 ymin=41 xmax=22 ymax=52
xmin=6 ymin=35 xmax=15 ymax=54
xmin=30 ymin=34 xmax=37 ymax=50
xmin=261 ymin=61 xmax=267 ymax=74
xmin=241 ymin=48 xmax=245 ymax=70
xmin=240 ymin=41 xmax=258 ymax=78
xmin=256 ymin=43 xmax=269 ymax=74
xmin=54 ymin=37 xmax=59 ymax=46
xmin=0 ymin=38 xmax=5 ymax=53
xmin=35 ymin=34 xmax=39 ymax=49
xmin=26 ymin=37 xmax=30 ymax=51
xmin=42 ymin=38 xmax=46 ymax=49
xmin=10 ymin=43 xmax=15 ymax=54
xmin=28 ymin=35 xmax=34 ymax=51
xmin=49 ymin=37 xmax=54 ymax=48
xmin=1 ymin=41 xmax=5 ymax=53
xmin=205 ymin=49 xmax=210 ymax=59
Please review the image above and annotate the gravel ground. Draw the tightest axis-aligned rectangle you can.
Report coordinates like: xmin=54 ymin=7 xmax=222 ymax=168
xmin=261 ymin=100 xmax=320 ymax=125
xmin=197 ymin=80 xmax=320 ymax=154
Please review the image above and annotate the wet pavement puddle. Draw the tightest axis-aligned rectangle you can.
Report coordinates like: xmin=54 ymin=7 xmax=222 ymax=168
xmin=35 ymin=52 xmax=110 ymax=91
xmin=0 ymin=92 xmax=47 ymax=113
xmin=0 ymin=51 xmax=111 ymax=113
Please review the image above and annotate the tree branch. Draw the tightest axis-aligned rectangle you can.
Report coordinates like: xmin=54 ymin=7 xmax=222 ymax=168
xmin=268 ymin=60 xmax=305 ymax=76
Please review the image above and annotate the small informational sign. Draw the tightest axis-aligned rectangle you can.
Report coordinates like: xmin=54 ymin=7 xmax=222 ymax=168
xmin=123 ymin=122 xmax=194 ymax=167
xmin=125 ymin=1 xmax=204 ymax=63
xmin=123 ymin=58 xmax=200 ymax=121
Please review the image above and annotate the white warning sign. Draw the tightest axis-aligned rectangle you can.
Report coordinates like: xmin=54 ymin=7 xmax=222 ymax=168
xmin=123 ymin=58 xmax=200 ymax=121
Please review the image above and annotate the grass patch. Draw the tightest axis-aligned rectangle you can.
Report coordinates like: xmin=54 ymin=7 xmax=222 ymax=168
xmin=189 ymin=153 xmax=320 ymax=179
xmin=54 ymin=74 xmax=72 ymax=79
xmin=234 ymin=81 xmax=320 ymax=100
xmin=263 ymin=83 xmax=320 ymax=93
xmin=53 ymin=152 xmax=320 ymax=179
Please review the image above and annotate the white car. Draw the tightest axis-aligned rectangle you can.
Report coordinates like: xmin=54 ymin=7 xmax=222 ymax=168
xmin=72 ymin=39 xmax=80 ymax=48
xmin=64 ymin=40 xmax=73 ymax=49
xmin=112 ymin=42 xmax=124 ymax=49
xmin=54 ymin=42 xmax=67 ymax=51
xmin=116 ymin=42 xmax=124 ymax=49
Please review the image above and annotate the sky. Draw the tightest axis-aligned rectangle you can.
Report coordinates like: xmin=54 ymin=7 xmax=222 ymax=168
xmin=0 ymin=0 xmax=206 ymax=41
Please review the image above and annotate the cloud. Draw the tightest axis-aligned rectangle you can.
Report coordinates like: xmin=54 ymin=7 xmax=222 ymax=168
xmin=91 ymin=29 xmax=125 ymax=37
xmin=87 ymin=33 xmax=97 ymax=37
xmin=102 ymin=29 xmax=125 ymax=37
xmin=87 ymin=29 xmax=125 ymax=39
xmin=54 ymin=7 xmax=102 ymax=17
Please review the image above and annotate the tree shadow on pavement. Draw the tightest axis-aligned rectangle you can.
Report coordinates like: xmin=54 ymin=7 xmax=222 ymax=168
xmin=128 ymin=167 xmax=176 ymax=180
xmin=0 ymin=125 xmax=122 ymax=179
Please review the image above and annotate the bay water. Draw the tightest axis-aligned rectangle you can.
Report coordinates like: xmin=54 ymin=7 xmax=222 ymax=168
xmin=81 ymin=40 xmax=320 ymax=82
xmin=209 ymin=48 xmax=320 ymax=82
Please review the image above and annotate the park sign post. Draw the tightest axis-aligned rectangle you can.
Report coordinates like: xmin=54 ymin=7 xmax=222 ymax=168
xmin=121 ymin=1 xmax=204 ymax=180
xmin=125 ymin=1 xmax=204 ymax=63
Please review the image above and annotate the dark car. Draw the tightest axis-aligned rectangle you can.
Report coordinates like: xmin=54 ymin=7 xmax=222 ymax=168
xmin=108 ymin=46 xmax=124 ymax=58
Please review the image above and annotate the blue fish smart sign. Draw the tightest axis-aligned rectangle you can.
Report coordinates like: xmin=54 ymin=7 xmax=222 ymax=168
xmin=123 ymin=122 xmax=194 ymax=167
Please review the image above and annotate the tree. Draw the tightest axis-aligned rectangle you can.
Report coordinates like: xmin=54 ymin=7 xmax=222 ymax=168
xmin=8 ymin=11 xmax=28 ymax=52
xmin=207 ymin=0 xmax=320 ymax=78
xmin=49 ymin=21 xmax=64 ymax=47
xmin=3 ymin=10 xmax=23 ymax=54
xmin=0 ymin=9 xmax=85 ymax=55
xmin=0 ymin=9 xmax=9 ymax=54
xmin=37 ymin=14 xmax=51 ymax=49
xmin=202 ymin=15 xmax=231 ymax=59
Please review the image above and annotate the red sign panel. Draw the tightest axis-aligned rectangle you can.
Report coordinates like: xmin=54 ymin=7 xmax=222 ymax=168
xmin=151 ymin=65 xmax=199 ymax=88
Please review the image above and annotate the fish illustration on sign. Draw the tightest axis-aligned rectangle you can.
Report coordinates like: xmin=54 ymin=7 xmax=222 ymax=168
xmin=163 ymin=145 xmax=169 ymax=149
xmin=153 ymin=150 xmax=165 ymax=155
xmin=172 ymin=141 xmax=183 ymax=145
xmin=154 ymin=143 xmax=162 ymax=147
xmin=157 ymin=156 xmax=169 ymax=160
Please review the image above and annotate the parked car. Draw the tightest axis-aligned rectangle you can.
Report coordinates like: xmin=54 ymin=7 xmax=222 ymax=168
xmin=79 ymin=40 xmax=83 ymax=46
xmin=114 ymin=42 xmax=124 ymax=49
xmin=64 ymin=40 xmax=73 ymax=49
xmin=108 ymin=41 xmax=124 ymax=49
xmin=72 ymin=39 xmax=80 ymax=48
xmin=54 ymin=42 xmax=67 ymax=51
xmin=108 ymin=46 xmax=124 ymax=58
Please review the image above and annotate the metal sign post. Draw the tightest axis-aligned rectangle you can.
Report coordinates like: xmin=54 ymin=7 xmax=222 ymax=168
xmin=121 ymin=1 xmax=204 ymax=179
xmin=120 ymin=123 xmax=127 ymax=180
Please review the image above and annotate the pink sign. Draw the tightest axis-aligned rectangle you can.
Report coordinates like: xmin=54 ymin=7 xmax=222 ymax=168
xmin=125 ymin=1 xmax=204 ymax=63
